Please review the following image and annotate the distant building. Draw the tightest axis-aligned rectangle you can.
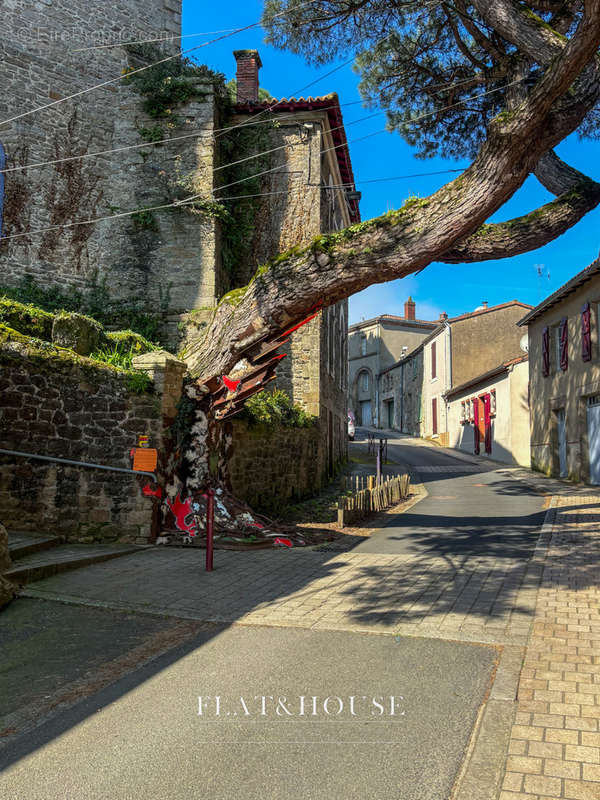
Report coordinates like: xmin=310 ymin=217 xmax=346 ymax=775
xmin=519 ymin=257 xmax=600 ymax=483
xmin=379 ymin=300 xmax=532 ymax=464
xmin=445 ymin=355 xmax=530 ymax=466
xmin=348 ymin=298 xmax=438 ymax=426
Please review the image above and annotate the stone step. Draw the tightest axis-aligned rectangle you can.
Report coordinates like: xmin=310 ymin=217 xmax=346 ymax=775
xmin=8 ymin=531 xmax=63 ymax=560
xmin=5 ymin=543 xmax=147 ymax=584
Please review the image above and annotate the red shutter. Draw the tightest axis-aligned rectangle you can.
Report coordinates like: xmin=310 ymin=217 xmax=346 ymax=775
xmin=431 ymin=342 xmax=437 ymax=379
xmin=484 ymin=394 xmax=492 ymax=454
xmin=582 ymin=302 xmax=592 ymax=362
xmin=432 ymin=397 xmax=438 ymax=434
xmin=473 ymin=397 xmax=480 ymax=454
xmin=542 ymin=327 xmax=550 ymax=377
xmin=559 ymin=317 xmax=568 ymax=371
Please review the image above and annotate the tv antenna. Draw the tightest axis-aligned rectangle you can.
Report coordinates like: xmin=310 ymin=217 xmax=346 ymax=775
xmin=534 ymin=263 xmax=550 ymax=301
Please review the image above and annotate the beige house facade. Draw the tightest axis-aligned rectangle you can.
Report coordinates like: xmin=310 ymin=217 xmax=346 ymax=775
xmin=519 ymin=258 xmax=600 ymax=483
xmin=445 ymin=356 xmax=530 ymax=466
xmin=348 ymin=299 xmax=438 ymax=426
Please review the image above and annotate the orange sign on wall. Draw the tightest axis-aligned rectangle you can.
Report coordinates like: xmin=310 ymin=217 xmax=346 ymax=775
xmin=133 ymin=448 xmax=158 ymax=472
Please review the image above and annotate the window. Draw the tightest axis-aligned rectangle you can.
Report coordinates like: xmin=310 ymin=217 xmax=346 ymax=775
xmin=362 ymin=371 xmax=369 ymax=392
xmin=553 ymin=324 xmax=561 ymax=371
xmin=431 ymin=341 xmax=437 ymax=379
xmin=559 ymin=317 xmax=568 ymax=371
xmin=0 ymin=142 xmax=5 ymax=239
xmin=360 ymin=335 xmax=367 ymax=356
xmin=460 ymin=401 xmax=466 ymax=423
xmin=491 ymin=389 xmax=496 ymax=416
xmin=466 ymin=398 xmax=471 ymax=422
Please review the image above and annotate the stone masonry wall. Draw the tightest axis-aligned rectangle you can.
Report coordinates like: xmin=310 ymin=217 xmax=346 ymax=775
xmin=225 ymin=419 xmax=326 ymax=512
xmin=1 ymin=1 xmax=221 ymax=317
xmin=0 ymin=333 xmax=183 ymax=542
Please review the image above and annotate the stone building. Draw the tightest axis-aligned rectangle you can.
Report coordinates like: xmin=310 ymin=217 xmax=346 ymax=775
xmin=518 ymin=257 xmax=600 ymax=483
xmin=1 ymin=21 xmax=359 ymax=481
xmin=377 ymin=301 xmax=532 ymax=447
xmin=348 ymin=299 xmax=438 ymax=426
xmin=226 ymin=51 xmax=361 ymax=473
xmin=0 ymin=1 xmax=223 ymax=323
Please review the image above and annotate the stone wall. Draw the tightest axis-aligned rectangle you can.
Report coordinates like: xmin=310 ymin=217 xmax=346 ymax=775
xmin=225 ymin=419 xmax=326 ymax=512
xmin=1 ymin=1 xmax=222 ymax=318
xmin=0 ymin=330 xmax=184 ymax=542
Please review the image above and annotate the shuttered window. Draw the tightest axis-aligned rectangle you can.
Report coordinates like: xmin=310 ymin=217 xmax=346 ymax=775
xmin=582 ymin=302 xmax=592 ymax=362
xmin=542 ymin=327 xmax=550 ymax=377
xmin=559 ymin=317 xmax=568 ymax=371
xmin=431 ymin=342 xmax=437 ymax=379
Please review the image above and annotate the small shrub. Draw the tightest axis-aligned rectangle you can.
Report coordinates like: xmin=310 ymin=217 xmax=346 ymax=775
xmin=240 ymin=390 xmax=317 ymax=428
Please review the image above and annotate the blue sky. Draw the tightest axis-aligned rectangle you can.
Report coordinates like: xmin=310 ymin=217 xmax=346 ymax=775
xmin=183 ymin=0 xmax=600 ymax=324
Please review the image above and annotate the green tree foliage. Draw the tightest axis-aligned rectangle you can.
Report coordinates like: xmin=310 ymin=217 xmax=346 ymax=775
xmin=263 ymin=0 xmax=599 ymax=159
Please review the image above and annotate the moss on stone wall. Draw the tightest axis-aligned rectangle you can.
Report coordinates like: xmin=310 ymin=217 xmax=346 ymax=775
xmin=0 ymin=324 xmax=153 ymax=394
xmin=0 ymin=298 xmax=54 ymax=340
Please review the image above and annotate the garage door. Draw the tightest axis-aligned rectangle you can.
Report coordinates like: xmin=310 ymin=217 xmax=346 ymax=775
xmin=360 ymin=400 xmax=372 ymax=426
xmin=588 ymin=396 xmax=600 ymax=485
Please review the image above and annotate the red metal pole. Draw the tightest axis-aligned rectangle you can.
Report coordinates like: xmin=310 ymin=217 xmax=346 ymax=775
xmin=206 ymin=488 xmax=215 ymax=571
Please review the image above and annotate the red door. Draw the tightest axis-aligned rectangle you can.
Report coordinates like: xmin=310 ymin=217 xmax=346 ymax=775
xmin=432 ymin=397 xmax=438 ymax=435
xmin=483 ymin=394 xmax=492 ymax=454
xmin=473 ymin=398 xmax=480 ymax=454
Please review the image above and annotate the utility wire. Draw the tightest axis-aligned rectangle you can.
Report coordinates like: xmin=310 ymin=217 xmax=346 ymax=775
xmin=0 ymin=79 xmax=523 ymax=243
xmin=0 ymin=0 xmax=322 ymax=130
xmin=195 ymin=77 xmax=525 ymax=200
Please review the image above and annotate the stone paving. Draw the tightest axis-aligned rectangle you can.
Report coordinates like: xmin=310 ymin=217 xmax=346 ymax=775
xmin=26 ymin=540 xmax=543 ymax=646
xmin=500 ymin=495 xmax=600 ymax=800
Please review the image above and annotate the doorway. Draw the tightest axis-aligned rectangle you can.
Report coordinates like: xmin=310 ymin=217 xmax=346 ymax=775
xmin=556 ymin=408 xmax=567 ymax=478
xmin=587 ymin=396 xmax=600 ymax=484
xmin=360 ymin=400 xmax=371 ymax=426
xmin=386 ymin=400 xmax=394 ymax=429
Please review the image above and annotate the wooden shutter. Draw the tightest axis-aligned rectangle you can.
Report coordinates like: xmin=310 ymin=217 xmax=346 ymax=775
xmin=542 ymin=327 xmax=550 ymax=377
xmin=431 ymin=342 xmax=437 ymax=379
xmin=582 ymin=302 xmax=592 ymax=362
xmin=432 ymin=397 xmax=438 ymax=434
xmin=473 ymin=398 xmax=480 ymax=454
xmin=559 ymin=317 xmax=568 ymax=371
xmin=484 ymin=394 xmax=492 ymax=454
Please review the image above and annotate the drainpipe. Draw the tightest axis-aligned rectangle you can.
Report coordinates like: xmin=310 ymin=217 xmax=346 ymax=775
xmin=375 ymin=319 xmax=381 ymax=427
xmin=444 ymin=321 xmax=452 ymax=434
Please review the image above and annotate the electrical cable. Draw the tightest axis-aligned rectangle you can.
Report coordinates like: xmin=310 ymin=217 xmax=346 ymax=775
xmin=0 ymin=0 xmax=322 ymax=130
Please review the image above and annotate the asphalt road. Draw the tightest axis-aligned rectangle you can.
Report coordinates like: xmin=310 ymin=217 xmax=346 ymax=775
xmin=0 ymin=623 xmax=497 ymax=800
xmin=352 ymin=430 xmax=546 ymax=557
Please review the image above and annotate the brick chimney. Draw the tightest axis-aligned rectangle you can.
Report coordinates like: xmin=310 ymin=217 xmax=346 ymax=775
xmin=234 ymin=49 xmax=262 ymax=104
xmin=439 ymin=312 xmax=448 ymax=321
xmin=404 ymin=296 xmax=416 ymax=320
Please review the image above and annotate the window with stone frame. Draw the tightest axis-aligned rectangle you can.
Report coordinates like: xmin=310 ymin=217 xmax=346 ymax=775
xmin=360 ymin=334 xmax=367 ymax=356
xmin=362 ymin=371 xmax=369 ymax=392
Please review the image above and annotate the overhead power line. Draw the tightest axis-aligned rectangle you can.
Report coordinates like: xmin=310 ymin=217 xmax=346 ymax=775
xmin=0 ymin=0 xmax=322 ymax=130
xmin=0 ymin=79 xmax=524 ymax=243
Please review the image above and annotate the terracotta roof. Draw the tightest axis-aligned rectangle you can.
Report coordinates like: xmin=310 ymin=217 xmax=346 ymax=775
xmin=349 ymin=314 xmax=439 ymax=331
xmin=518 ymin=257 xmax=600 ymax=326
xmin=444 ymin=354 xmax=528 ymax=399
xmin=233 ymin=94 xmax=360 ymax=223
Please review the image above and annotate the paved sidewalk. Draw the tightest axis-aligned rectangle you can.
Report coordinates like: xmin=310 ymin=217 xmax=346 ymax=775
xmin=500 ymin=494 xmax=600 ymax=800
